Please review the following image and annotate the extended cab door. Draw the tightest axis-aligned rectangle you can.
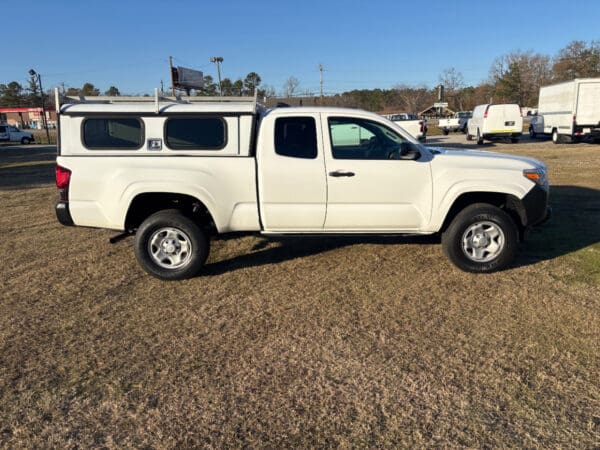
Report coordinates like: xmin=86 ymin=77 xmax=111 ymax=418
xmin=322 ymin=114 xmax=432 ymax=231
xmin=256 ymin=112 xmax=327 ymax=231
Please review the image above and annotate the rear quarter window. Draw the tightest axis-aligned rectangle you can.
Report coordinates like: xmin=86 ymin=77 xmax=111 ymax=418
xmin=165 ymin=117 xmax=226 ymax=150
xmin=83 ymin=118 xmax=143 ymax=149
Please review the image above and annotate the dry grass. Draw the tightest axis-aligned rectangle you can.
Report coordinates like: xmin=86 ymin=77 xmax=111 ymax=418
xmin=0 ymin=137 xmax=599 ymax=447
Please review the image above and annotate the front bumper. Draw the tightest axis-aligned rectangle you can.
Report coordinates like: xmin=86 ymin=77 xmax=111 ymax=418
xmin=55 ymin=201 xmax=74 ymax=226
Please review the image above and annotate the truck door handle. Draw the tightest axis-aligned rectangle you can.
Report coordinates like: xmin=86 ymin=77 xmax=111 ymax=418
xmin=328 ymin=170 xmax=355 ymax=177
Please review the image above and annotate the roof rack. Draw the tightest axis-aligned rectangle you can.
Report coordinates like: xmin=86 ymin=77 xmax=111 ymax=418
xmin=55 ymin=87 xmax=260 ymax=114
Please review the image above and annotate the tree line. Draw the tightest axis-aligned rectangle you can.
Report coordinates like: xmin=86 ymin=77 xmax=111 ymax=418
xmin=1 ymin=40 xmax=597 ymax=113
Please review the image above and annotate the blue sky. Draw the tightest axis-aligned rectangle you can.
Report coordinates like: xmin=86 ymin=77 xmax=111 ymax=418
xmin=3 ymin=0 xmax=599 ymax=95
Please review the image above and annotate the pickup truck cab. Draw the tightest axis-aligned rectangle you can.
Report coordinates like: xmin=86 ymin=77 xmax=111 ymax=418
xmin=384 ymin=113 xmax=427 ymax=141
xmin=438 ymin=111 xmax=472 ymax=135
xmin=0 ymin=124 xmax=34 ymax=144
xmin=54 ymin=91 xmax=550 ymax=280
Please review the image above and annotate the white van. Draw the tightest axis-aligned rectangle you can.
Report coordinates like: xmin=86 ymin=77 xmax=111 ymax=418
xmin=466 ymin=104 xmax=523 ymax=145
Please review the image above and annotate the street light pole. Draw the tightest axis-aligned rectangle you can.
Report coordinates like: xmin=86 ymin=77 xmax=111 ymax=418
xmin=29 ymin=69 xmax=50 ymax=145
xmin=210 ymin=56 xmax=223 ymax=96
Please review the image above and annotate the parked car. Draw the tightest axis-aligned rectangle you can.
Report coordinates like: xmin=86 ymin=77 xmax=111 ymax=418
xmin=535 ymin=78 xmax=600 ymax=143
xmin=0 ymin=124 xmax=35 ymax=144
xmin=55 ymin=90 xmax=550 ymax=279
xmin=385 ymin=113 xmax=427 ymax=141
xmin=438 ymin=111 xmax=472 ymax=135
xmin=529 ymin=114 xmax=544 ymax=139
xmin=466 ymin=104 xmax=523 ymax=145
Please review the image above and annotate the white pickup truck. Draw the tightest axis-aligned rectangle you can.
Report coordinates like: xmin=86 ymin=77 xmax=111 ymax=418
xmin=54 ymin=90 xmax=550 ymax=280
xmin=0 ymin=124 xmax=35 ymax=144
xmin=438 ymin=111 xmax=472 ymax=135
xmin=385 ymin=113 xmax=427 ymax=141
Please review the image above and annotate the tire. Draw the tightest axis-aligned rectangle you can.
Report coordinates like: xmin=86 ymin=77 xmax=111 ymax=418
xmin=529 ymin=127 xmax=536 ymax=139
xmin=552 ymin=129 xmax=561 ymax=144
xmin=21 ymin=137 xmax=31 ymax=145
xmin=442 ymin=203 xmax=518 ymax=273
xmin=442 ymin=129 xmax=449 ymax=136
xmin=476 ymin=130 xmax=484 ymax=145
xmin=134 ymin=209 xmax=209 ymax=280
xmin=511 ymin=138 xmax=519 ymax=143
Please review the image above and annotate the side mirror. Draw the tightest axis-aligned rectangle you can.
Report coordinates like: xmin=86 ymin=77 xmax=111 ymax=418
xmin=399 ymin=142 xmax=420 ymax=160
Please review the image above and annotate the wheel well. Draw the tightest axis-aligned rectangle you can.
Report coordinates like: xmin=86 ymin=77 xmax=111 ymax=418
xmin=125 ymin=193 xmax=216 ymax=233
xmin=441 ymin=192 xmax=526 ymax=236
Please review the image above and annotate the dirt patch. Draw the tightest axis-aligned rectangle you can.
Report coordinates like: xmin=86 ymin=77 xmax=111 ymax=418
xmin=0 ymin=138 xmax=599 ymax=447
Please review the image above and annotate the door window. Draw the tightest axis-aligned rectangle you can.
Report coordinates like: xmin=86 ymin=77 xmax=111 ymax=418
xmin=328 ymin=117 xmax=416 ymax=160
xmin=274 ymin=117 xmax=318 ymax=159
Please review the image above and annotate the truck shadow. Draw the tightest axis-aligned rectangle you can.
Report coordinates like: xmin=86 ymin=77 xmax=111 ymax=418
xmin=202 ymin=185 xmax=600 ymax=275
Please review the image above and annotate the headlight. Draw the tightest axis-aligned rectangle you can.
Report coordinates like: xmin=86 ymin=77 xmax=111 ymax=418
xmin=523 ymin=168 xmax=548 ymax=187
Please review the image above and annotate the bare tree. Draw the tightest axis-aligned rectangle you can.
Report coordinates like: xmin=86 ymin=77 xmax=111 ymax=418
xmin=489 ymin=51 xmax=552 ymax=106
xmin=393 ymin=84 xmax=431 ymax=114
xmin=283 ymin=76 xmax=300 ymax=97
xmin=553 ymin=40 xmax=600 ymax=81
xmin=439 ymin=67 xmax=465 ymax=110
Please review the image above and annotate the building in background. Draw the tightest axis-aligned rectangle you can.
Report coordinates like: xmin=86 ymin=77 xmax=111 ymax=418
xmin=0 ymin=107 xmax=57 ymax=129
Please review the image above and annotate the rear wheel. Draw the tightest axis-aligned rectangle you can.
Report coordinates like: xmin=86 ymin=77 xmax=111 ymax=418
xmin=476 ymin=130 xmax=484 ymax=145
xmin=552 ymin=129 xmax=562 ymax=144
xmin=511 ymin=137 xmax=519 ymax=143
xmin=134 ymin=209 xmax=209 ymax=280
xmin=442 ymin=129 xmax=449 ymax=136
xmin=442 ymin=203 xmax=518 ymax=273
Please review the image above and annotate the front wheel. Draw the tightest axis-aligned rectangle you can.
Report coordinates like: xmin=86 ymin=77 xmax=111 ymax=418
xmin=442 ymin=204 xmax=518 ymax=273
xmin=21 ymin=137 xmax=31 ymax=145
xmin=134 ymin=209 xmax=209 ymax=280
xmin=511 ymin=137 xmax=519 ymax=143
xmin=529 ymin=127 xmax=536 ymax=139
xmin=442 ymin=129 xmax=449 ymax=136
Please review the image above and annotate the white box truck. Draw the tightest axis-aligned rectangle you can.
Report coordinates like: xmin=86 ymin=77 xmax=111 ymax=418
xmin=536 ymin=78 xmax=600 ymax=144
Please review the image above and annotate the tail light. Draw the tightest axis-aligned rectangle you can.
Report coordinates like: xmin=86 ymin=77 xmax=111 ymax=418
xmin=573 ymin=114 xmax=576 ymax=124
xmin=419 ymin=120 xmax=424 ymax=132
xmin=56 ymin=165 xmax=71 ymax=201
xmin=484 ymin=111 xmax=488 ymax=118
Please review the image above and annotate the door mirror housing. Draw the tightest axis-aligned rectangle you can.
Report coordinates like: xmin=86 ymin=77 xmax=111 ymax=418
xmin=399 ymin=142 xmax=421 ymax=160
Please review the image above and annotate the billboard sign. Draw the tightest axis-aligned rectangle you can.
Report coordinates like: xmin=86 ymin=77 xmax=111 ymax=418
xmin=173 ymin=66 xmax=204 ymax=90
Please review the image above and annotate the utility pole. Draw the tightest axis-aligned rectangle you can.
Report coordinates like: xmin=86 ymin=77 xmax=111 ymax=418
xmin=210 ymin=56 xmax=223 ymax=96
xmin=319 ymin=64 xmax=324 ymax=104
xmin=169 ymin=56 xmax=176 ymax=96
xmin=28 ymin=69 xmax=50 ymax=145
xmin=160 ymin=80 xmax=164 ymax=95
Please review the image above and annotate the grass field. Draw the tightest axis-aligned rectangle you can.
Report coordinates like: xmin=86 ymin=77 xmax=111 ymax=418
xmin=0 ymin=136 xmax=599 ymax=447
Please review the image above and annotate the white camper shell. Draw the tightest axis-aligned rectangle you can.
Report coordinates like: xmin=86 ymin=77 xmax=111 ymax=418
xmin=466 ymin=104 xmax=523 ymax=145
xmin=534 ymin=78 xmax=600 ymax=144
